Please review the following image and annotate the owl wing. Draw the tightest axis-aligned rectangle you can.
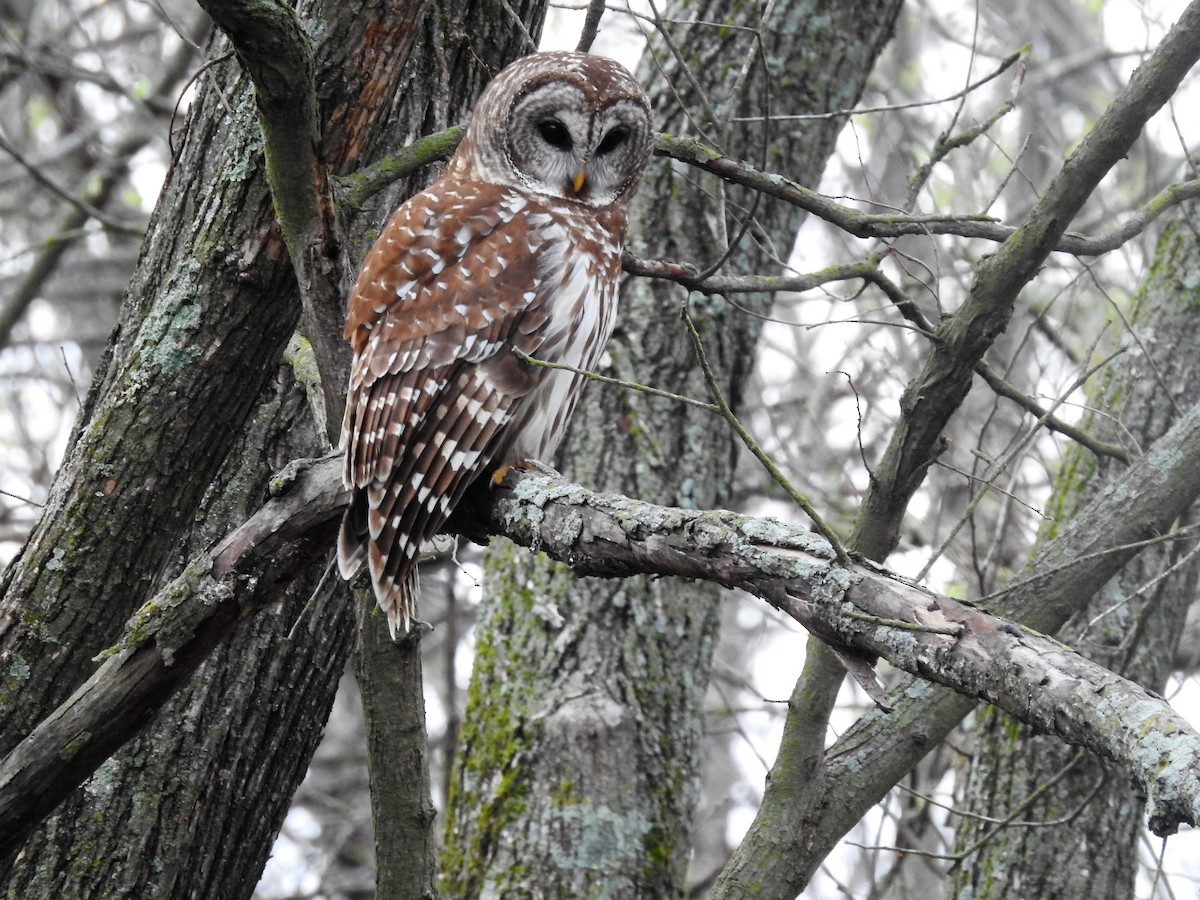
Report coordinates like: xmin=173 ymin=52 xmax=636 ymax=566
xmin=338 ymin=181 xmax=583 ymax=634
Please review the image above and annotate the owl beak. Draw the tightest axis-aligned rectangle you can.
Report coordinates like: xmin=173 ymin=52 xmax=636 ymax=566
xmin=570 ymin=168 xmax=587 ymax=194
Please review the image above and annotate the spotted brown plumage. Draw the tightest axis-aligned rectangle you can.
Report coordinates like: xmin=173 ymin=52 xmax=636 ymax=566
xmin=338 ymin=52 xmax=653 ymax=636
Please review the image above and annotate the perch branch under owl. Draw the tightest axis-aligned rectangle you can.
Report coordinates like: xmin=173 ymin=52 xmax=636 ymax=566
xmin=6 ymin=408 xmax=1200 ymax=850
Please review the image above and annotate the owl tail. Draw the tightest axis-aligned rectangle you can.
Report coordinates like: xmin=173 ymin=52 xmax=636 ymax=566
xmin=337 ymin=492 xmax=368 ymax=580
xmin=337 ymin=493 xmax=420 ymax=639
xmin=382 ymin=569 xmax=419 ymax=640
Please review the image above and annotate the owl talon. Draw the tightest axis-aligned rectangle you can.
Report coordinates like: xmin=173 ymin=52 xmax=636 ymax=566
xmin=394 ymin=617 xmax=435 ymax=642
xmin=491 ymin=459 xmax=560 ymax=487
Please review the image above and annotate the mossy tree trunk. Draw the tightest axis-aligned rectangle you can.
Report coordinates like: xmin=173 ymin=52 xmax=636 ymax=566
xmin=440 ymin=2 xmax=903 ymax=895
xmin=0 ymin=0 xmax=543 ymax=894
xmin=949 ymin=206 xmax=1200 ymax=899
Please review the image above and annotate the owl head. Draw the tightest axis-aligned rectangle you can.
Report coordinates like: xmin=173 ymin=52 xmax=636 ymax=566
xmin=450 ymin=51 xmax=654 ymax=209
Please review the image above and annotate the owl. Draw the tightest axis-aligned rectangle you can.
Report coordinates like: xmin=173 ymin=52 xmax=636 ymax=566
xmin=338 ymin=51 xmax=654 ymax=637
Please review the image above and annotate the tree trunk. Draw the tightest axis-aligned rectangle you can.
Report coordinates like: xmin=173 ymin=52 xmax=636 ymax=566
xmin=950 ymin=207 xmax=1200 ymax=899
xmin=0 ymin=0 xmax=542 ymax=892
xmin=1 ymin=372 xmax=355 ymax=897
xmin=441 ymin=2 xmax=903 ymax=895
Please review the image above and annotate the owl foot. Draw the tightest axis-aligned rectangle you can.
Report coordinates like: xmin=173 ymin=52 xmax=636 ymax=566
xmin=490 ymin=458 xmax=561 ymax=486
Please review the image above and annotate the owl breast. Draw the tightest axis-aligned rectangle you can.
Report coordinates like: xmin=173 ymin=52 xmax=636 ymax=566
xmin=504 ymin=202 xmax=622 ymax=464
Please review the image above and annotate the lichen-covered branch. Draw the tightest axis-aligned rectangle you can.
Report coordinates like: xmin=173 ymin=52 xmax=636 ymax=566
xmin=336 ymin=125 xmax=468 ymax=209
xmin=464 ymin=473 xmax=1200 ymax=836
xmin=6 ymin=400 xmax=1200 ymax=847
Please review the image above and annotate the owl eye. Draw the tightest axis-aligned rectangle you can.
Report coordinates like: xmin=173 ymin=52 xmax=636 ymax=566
xmin=537 ymin=119 xmax=573 ymax=149
xmin=595 ymin=127 xmax=629 ymax=156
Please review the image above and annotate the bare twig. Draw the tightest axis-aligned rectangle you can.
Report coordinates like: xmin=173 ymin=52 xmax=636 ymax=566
xmin=623 ymin=252 xmax=884 ymax=296
xmin=0 ymin=131 xmax=144 ymax=236
xmin=656 ymin=133 xmax=1200 ymax=257
xmin=916 ymin=344 xmax=1126 ymax=581
xmin=731 ymin=48 xmax=1027 ymax=123
xmin=680 ymin=302 xmax=852 ymax=566
xmin=511 ymin=347 xmax=719 ymax=413
xmin=974 ymin=359 xmax=1132 ymax=463
xmin=904 ymin=56 xmax=1025 ymax=211
xmin=574 ymin=0 xmax=606 ymax=53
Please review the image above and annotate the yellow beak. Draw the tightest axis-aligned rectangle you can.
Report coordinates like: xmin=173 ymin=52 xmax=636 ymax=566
xmin=571 ymin=169 xmax=587 ymax=194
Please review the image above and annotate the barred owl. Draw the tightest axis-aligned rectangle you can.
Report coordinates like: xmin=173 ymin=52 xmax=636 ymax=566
xmin=338 ymin=51 xmax=654 ymax=637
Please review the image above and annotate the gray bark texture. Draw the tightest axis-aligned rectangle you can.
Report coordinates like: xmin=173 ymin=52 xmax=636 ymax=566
xmin=950 ymin=205 xmax=1200 ymax=899
xmin=0 ymin=0 xmax=546 ymax=894
xmin=0 ymin=24 xmax=324 ymax=892
xmin=440 ymin=1 xmax=903 ymax=896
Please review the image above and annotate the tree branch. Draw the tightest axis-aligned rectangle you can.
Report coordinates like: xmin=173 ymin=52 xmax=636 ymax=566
xmin=655 ymin=134 xmax=1200 ymax=257
xmin=336 ymin=125 xmax=468 ymax=209
xmin=198 ymin=0 xmax=349 ymax=440
xmin=326 ymin=120 xmax=1200 ymax=261
xmin=5 ymin=387 xmax=1200 ymax=850
xmin=851 ymin=0 xmax=1200 ymax=559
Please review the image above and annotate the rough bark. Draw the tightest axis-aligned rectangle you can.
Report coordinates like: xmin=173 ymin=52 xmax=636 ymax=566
xmin=0 ymin=380 xmax=353 ymax=896
xmin=950 ymin=207 xmax=1200 ymax=898
xmin=0 ymin=0 xmax=497 ymax=892
xmin=198 ymin=0 xmax=349 ymax=436
xmin=0 ymin=44 xmax=299 ymax=762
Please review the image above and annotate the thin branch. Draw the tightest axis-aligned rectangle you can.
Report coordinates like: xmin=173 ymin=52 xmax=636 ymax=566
xmin=198 ymin=0 xmax=348 ymax=442
xmin=574 ymin=0 xmax=606 ymax=52
xmin=681 ymin=302 xmax=852 ymax=566
xmin=655 ymin=133 xmax=1200 ymax=256
xmin=904 ymin=57 xmax=1025 ymax=212
xmin=0 ymin=117 xmax=166 ymax=351
xmin=732 ymin=48 xmax=1028 ymax=123
xmin=495 ymin=0 xmax=539 ymax=53
xmin=623 ymin=252 xmax=884 ymax=296
xmin=974 ymin=358 xmax=1132 ymax=463
xmin=916 ymin=343 xmax=1124 ymax=582
xmin=800 ymin=263 xmax=1132 ymax=464
xmin=322 ymin=119 xmax=1200 ymax=262
xmin=946 ymin=754 xmax=1104 ymax=869
xmin=0 ymin=489 xmax=42 ymax=508
xmin=0 ymin=131 xmax=145 ymax=236
xmin=510 ymin=347 xmax=719 ymax=413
